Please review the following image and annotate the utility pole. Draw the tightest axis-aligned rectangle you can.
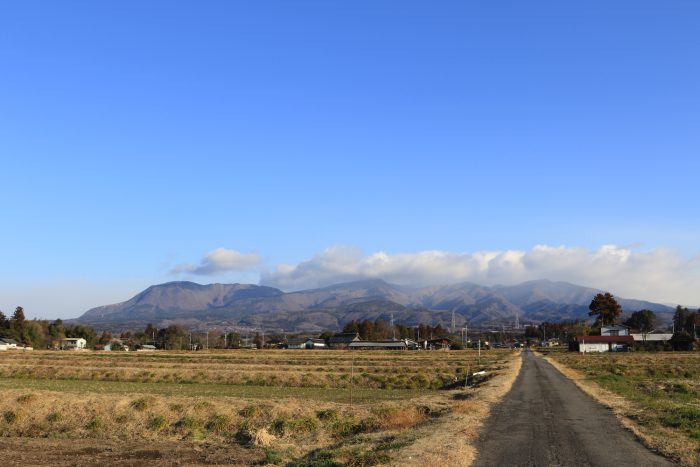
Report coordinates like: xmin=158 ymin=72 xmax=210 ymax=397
xmin=390 ymin=313 xmax=395 ymax=340
xmin=206 ymin=331 xmax=209 ymax=350
xmin=451 ymin=310 xmax=456 ymax=334
xmin=478 ymin=340 xmax=481 ymax=365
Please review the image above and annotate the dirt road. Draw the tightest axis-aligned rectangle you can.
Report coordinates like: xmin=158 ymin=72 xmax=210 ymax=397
xmin=473 ymin=350 xmax=673 ymax=466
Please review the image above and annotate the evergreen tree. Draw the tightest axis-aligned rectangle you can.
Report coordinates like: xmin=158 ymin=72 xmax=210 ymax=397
xmin=0 ymin=311 xmax=9 ymax=333
xmin=624 ymin=309 xmax=657 ymax=334
xmin=673 ymin=306 xmax=690 ymax=333
xmin=11 ymin=306 xmax=26 ymax=333
xmin=588 ymin=293 xmax=622 ymax=327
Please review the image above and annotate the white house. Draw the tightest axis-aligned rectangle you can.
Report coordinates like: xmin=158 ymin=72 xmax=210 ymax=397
xmin=61 ymin=338 xmax=87 ymax=350
xmin=574 ymin=335 xmax=634 ymax=353
xmin=304 ymin=338 xmax=327 ymax=349
xmin=0 ymin=342 xmax=8 ymax=351
xmin=601 ymin=325 xmax=629 ymax=336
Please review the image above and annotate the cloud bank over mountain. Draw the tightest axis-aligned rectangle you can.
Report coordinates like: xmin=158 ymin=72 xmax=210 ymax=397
xmin=259 ymin=245 xmax=700 ymax=305
xmin=171 ymin=248 xmax=261 ymax=275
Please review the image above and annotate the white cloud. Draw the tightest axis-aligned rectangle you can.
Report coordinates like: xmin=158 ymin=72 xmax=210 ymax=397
xmin=172 ymin=248 xmax=261 ymax=275
xmin=260 ymin=244 xmax=700 ymax=305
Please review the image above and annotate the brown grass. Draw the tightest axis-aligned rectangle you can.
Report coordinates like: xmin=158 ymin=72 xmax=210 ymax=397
xmin=0 ymin=348 xmax=518 ymax=465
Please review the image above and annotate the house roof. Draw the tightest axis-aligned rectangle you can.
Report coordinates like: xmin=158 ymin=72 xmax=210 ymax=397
xmin=287 ymin=338 xmax=309 ymax=345
xmin=328 ymin=333 xmax=360 ymax=344
xmin=575 ymin=336 xmax=634 ymax=343
xmin=349 ymin=339 xmax=417 ymax=348
xmin=306 ymin=338 xmax=326 ymax=344
xmin=62 ymin=337 xmax=85 ymax=341
xmin=0 ymin=338 xmax=18 ymax=344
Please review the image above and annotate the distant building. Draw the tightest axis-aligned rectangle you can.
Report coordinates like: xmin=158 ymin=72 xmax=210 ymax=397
xmin=573 ymin=335 xmax=633 ymax=353
xmin=61 ymin=338 xmax=87 ymax=350
xmin=285 ymin=337 xmax=309 ymax=350
xmin=601 ymin=325 xmax=629 ymax=337
xmin=0 ymin=338 xmax=18 ymax=349
xmin=327 ymin=332 xmax=361 ymax=349
xmin=349 ymin=339 xmax=419 ymax=351
xmin=304 ymin=338 xmax=327 ymax=349
xmin=137 ymin=344 xmax=157 ymax=352
xmin=425 ymin=338 xmax=452 ymax=350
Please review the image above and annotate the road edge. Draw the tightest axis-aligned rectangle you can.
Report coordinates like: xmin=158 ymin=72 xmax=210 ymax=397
xmin=390 ymin=351 xmax=524 ymax=467
xmin=539 ymin=353 xmax=685 ymax=466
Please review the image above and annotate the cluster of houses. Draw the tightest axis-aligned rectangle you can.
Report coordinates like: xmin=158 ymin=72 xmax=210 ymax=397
xmin=284 ymin=333 xmax=455 ymax=350
xmin=572 ymin=325 xmax=674 ymax=353
xmin=0 ymin=337 xmax=158 ymax=352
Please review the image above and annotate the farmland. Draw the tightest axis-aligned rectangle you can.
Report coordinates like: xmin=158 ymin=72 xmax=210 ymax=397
xmin=544 ymin=351 xmax=700 ymax=466
xmin=0 ymin=349 xmax=519 ymax=465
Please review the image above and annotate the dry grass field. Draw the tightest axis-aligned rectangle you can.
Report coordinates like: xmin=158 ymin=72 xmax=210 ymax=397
xmin=544 ymin=351 xmax=700 ymax=466
xmin=0 ymin=349 xmax=519 ymax=466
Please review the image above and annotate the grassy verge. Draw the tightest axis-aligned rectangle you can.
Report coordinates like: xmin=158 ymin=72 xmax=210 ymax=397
xmin=543 ymin=351 xmax=700 ymax=466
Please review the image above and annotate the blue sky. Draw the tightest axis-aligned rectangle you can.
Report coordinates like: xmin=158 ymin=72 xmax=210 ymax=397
xmin=1 ymin=1 xmax=699 ymax=318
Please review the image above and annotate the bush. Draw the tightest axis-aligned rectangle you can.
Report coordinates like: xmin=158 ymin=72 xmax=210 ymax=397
xmin=16 ymin=393 xmax=36 ymax=404
xmin=131 ymin=397 xmax=154 ymax=411
xmin=205 ymin=414 xmax=231 ymax=432
xmin=148 ymin=414 xmax=167 ymax=432
xmin=3 ymin=410 xmax=17 ymax=424
xmin=178 ymin=415 xmax=202 ymax=430
xmin=316 ymin=409 xmax=340 ymax=422
xmin=86 ymin=416 xmax=103 ymax=431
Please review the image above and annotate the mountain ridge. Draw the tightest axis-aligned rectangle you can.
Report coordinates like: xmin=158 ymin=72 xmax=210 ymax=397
xmin=75 ymin=279 xmax=676 ymax=332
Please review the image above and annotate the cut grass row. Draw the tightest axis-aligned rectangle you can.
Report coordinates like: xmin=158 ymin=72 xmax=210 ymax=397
xmin=0 ymin=378 xmax=427 ymax=402
xmin=0 ymin=350 xmax=511 ymax=390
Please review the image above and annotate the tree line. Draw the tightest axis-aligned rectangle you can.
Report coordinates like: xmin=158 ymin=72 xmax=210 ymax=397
xmin=341 ymin=319 xmax=451 ymax=341
xmin=0 ymin=307 xmax=98 ymax=349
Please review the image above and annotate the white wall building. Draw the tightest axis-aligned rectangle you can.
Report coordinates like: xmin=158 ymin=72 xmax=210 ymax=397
xmin=61 ymin=338 xmax=87 ymax=350
xmin=601 ymin=325 xmax=629 ymax=336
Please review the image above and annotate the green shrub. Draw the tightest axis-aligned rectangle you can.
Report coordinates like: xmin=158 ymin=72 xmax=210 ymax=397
xmin=316 ymin=409 xmax=340 ymax=422
xmin=178 ymin=415 xmax=202 ymax=430
xmin=46 ymin=412 xmax=61 ymax=423
xmin=148 ymin=414 xmax=167 ymax=432
xmin=205 ymin=413 xmax=231 ymax=432
xmin=130 ymin=397 xmax=154 ymax=411
xmin=16 ymin=393 xmax=36 ymax=404
xmin=86 ymin=416 xmax=103 ymax=430
xmin=3 ymin=410 xmax=17 ymax=424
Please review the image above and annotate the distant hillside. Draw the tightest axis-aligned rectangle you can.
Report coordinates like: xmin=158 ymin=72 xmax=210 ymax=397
xmin=75 ymin=279 xmax=676 ymax=332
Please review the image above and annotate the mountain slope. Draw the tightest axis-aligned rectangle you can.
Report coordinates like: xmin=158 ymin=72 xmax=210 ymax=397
xmin=75 ymin=279 xmax=676 ymax=331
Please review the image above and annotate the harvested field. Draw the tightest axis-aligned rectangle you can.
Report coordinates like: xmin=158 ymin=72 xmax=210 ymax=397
xmin=0 ymin=349 xmax=518 ymax=466
xmin=544 ymin=351 xmax=700 ymax=466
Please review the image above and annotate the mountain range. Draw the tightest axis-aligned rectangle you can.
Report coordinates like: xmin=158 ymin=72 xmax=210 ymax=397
xmin=75 ymin=279 xmax=675 ymax=332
